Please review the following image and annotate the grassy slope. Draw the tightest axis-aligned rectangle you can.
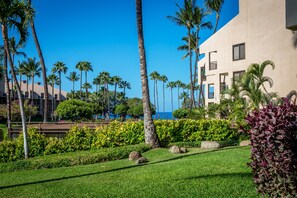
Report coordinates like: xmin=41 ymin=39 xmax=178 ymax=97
xmin=0 ymin=147 xmax=258 ymax=198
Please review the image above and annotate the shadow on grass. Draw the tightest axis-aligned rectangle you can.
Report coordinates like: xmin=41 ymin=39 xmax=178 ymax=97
xmin=0 ymin=146 xmax=247 ymax=190
xmin=184 ymin=172 xmax=252 ymax=180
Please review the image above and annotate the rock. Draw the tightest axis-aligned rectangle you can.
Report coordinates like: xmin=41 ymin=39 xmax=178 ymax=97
xmin=201 ymin=141 xmax=220 ymax=149
xmin=129 ymin=151 xmax=142 ymax=161
xmin=169 ymin=146 xmax=181 ymax=154
xmin=240 ymin=140 xmax=251 ymax=147
xmin=135 ymin=157 xmax=148 ymax=165
xmin=180 ymin=147 xmax=188 ymax=153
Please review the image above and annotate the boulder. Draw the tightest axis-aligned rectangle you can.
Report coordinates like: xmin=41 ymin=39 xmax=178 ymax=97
xmin=129 ymin=151 xmax=142 ymax=161
xmin=180 ymin=147 xmax=188 ymax=153
xmin=240 ymin=140 xmax=251 ymax=147
xmin=201 ymin=141 xmax=220 ymax=149
xmin=169 ymin=146 xmax=181 ymax=154
xmin=135 ymin=157 xmax=148 ymax=165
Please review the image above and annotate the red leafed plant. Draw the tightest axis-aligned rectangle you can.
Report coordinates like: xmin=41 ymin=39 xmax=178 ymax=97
xmin=246 ymin=98 xmax=297 ymax=197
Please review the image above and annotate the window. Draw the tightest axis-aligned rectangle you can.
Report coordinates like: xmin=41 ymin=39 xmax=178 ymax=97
xmin=54 ymin=94 xmax=58 ymax=99
xmin=233 ymin=43 xmax=245 ymax=61
xmin=233 ymin=71 xmax=245 ymax=82
xmin=208 ymin=84 xmax=214 ymax=99
xmin=219 ymin=73 xmax=228 ymax=93
xmin=209 ymin=51 xmax=217 ymax=70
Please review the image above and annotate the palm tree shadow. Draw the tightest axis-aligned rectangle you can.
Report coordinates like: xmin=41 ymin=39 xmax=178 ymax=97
xmin=0 ymin=146 xmax=246 ymax=190
xmin=183 ymin=172 xmax=252 ymax=180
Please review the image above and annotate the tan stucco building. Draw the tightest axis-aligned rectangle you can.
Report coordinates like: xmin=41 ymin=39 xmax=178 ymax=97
xmin=198 ymin=0 xmax=297 ymax=105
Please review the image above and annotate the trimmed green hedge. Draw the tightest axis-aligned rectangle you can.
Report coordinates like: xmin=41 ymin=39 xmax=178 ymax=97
xmin=0 ymin=119 xmax=239 ymax=163
xmin=0 ymin=144 xmax=151 ymax=173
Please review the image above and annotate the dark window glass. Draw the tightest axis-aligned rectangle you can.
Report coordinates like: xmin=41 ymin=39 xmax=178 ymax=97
xmin=208 ymin=84 xmax=214 ymax=99
xmin=233 ymin=43 xmax=245 ymax=61
xmin=233 ymin=71 xmax=245 ymax=82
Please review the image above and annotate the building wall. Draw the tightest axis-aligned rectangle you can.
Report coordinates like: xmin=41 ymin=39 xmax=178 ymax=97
xmin=198 ymin=0 xmax=297 ymax=105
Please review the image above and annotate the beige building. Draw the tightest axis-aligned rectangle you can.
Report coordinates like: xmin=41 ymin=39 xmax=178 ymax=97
xmin=0 ymin=80 xmax=67 ymax=115
xmin=198 ymin=0 xmax=297 ymax=105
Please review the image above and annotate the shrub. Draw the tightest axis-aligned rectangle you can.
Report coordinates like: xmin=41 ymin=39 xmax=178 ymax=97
xmin=55 ymin=99 xmax=94 ymax=121
xmin=173 ymin=109 xmax=189 ymax=119
xmin=0 ymin=128 xmax=3 ymax=141
xmin=0 ymin=140 xmax=17 ymax=163
xmin=64 ymin=126 xmax=96 ymax=152
xmin=0 ymin=144 xmax=151 ymax=173
xmin=246 ymin=99 xmax=297 ymax=197
xmin=44 ymin=137 xmax=65 ymax=155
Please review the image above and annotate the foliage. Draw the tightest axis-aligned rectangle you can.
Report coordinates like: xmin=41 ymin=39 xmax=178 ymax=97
xmin=44 ymin=137 xmax=65 ymax=155
xmin=114 ymin=104 xmax=128 ymax=120
xmin=0 ymin=100 xmax=38 ymax=121
xmin=246 ymin=99 xmax=297 ymax=197
xmin=55 ymin=99 xmax=94 ymax=121
xmin=126 ymin=97 xmax=155 ymax=119
xmin=0 ymin=144 xmax=151 ymax=173
xmin=173 ymin=108 xmax=189 ymax=119
xmin=0 ymin=128 xmax=3 ymax=141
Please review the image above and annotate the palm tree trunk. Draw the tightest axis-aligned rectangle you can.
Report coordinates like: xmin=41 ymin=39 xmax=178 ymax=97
xmin=136 ymin=0 xmax=160 ymax=148
xmin=153 ymin=79 xmax=156 ymax=110
xmin=80 ymin=70 xmax=82 ymax=99
xmin=177 ymin=85 xmax=180 ymax=109
xmin=28 ymin=1 xmax=49 ymax=123
xmin=113 ymin=83 xmax=117 ymax=109
xmin=52 ymin=86 xmax=54 ymax=121
xmin=31 ymin=75 xmax=34 ymax=105
xmin=188 ymin=28 xmax=195 ymax=109
xmin=213 ymin=13 xmax=220 ymax=34
xmin=162 ymin=82 xmax=165 ymax=114
xmin=59 ymin=72 xmax=61 ymax=103
xmin=3 ymin=49 xmax=11 ymax=138
xmin=19 ymin=74 xmax=22 ymax=93
xmin=2 ymin=24 xmax=28 ymax=159
xmin=72 ymin=81 xmax=75 ymax=99
xmin=26 ymin=76 xmax=29 ymax=94
xmin=85 ymin=71 xmax=87 ymax=84
xmin=171 ymin=87 xmax=173 ymax=119
xmin=156 ymin=80 xmax=159 ymax=115
xmin=107 ymin=84 xmax=110 ymax=120
xmin=11 ymin=73 xmax=14 ymax=100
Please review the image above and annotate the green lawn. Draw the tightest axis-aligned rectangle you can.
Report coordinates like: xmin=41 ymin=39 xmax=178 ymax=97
xmin=0 ymin=146 xmax=258 ymax=198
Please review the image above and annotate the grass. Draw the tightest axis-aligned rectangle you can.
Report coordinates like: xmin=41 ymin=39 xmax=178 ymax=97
xmin=0 ymin=146 xmax=258 ymax=197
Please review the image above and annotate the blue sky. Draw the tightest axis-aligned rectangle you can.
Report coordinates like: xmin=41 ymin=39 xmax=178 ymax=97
xmin=12 ymin=0 xmax=239 ymax=111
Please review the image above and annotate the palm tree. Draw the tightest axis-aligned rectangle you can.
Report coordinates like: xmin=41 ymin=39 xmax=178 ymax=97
xmin=52 ymin=61 xmax=67 ymax=103
xmin=0 ymin=0 xmax=33 ymax=159
xmin=205 ymin=0 xmax=224 ymax=33
xmin=136 ymin=0 xmax=160 ymax=148
xmin=111 ymin=76 xmax=122 ymax=109
xmin=16 ymin=61 xmax=26 ymax=93
xmin=75 ymin=61 xmax=84 ymax=99
xmin=168 ymin=0 xmax=196 ymax=109
xmin=67 ymin=71 xmax=80 ymax=99
xmin=175 ymin=80 xmax=182 ymax=109
xmin=119 ymin=80 xmax=131 ymax=97
xmin=23 ymin=57 xmax=41 ymax=105
xmin=179 ymin=92 xmax=189 ymax=108
xmin=166 ymin=81 xmax=176 ymax=118
xmin=93 ymin=76 xmax=101 ymax=93
xmin=82 ymin=61 xmax=92 ymax=84
xmin=82 ymin=82 xmax=92 ymax=99
xmin=99 ymin=71 xmax=111 ymax=119
xmin=149 ymin=71 xmax=161 ymax=112
xmin=160 ymin=75 xmax=168 ymax=114
xmin=47 ymin=74 xmax=59 ymax=121
xmin=28 ymin=0 xmax=49 ymax=123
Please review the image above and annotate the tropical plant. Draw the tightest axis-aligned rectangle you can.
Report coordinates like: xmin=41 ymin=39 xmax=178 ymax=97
xmin=47 ymin=74 xmax=59 ymax=121
xmin=27 ymin=0 xmax=49 ymax=123
xmin=160 ymin=75 xmax=168 ymax=113
xmin=23 ymin=57 xmax=41 ymax=105
xmin=75 ymin=61 xmax=85 ymax=99
xmin=166 ymin=81 xmax=176 ymax=117
xmin=66 ymin=71 xmax=80 ymax=99
xmin=52 ymin=61 xmax=67 ymax=103
xmin=98 ymin=71 xmax=111 ymax=119
xmin=149 ymin=71 xmax=161 ymax=113
xmin=0 ymin=0 xmax=33 ymax=159
xmin=175 ymin=80 xmax=182 ymax=109
xmin=93 ymin=76 xmax=101 ymax=92
xmin=118 ymin=80 xmax=131 ymax=97
xmin=136 ymin=0 xmax=160 ymax=148
xmin=82 ymin=61 xmax=92 ymax=84
xmin=111 ymin=75 xmax=122 ymax=109
xmin=82 ymin=82 xmax=92 ymax=99
xmin=205 ymin=0 xmax=224 ymax=33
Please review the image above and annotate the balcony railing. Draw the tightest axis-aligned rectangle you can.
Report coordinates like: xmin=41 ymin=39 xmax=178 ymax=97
xmin=209 ymin=61 xmax=217 ymax=70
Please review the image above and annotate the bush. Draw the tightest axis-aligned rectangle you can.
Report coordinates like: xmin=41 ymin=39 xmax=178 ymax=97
xmin=55 ymin=99 xmax=94 ymax=121
xmin=0 ymin=144 xmax=151 ymax=173
xmin=246 ymin=99 xmax=297 ymax=197
xmin=0 ymin=128 xmax=3 ymax=141
xmin=173 ymin=109 xmax=189 ymax=119
xmin=44 ymin=137 xmax=65 ymax=155
xmin=0 ymin=140 xmax=17 ymax=163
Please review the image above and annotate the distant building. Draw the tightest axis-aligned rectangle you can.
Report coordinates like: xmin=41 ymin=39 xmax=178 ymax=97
xmin=198 ymin=0 xmax=297 ymax=105
xmin=0 ymin=79 xmax=67 ymax=116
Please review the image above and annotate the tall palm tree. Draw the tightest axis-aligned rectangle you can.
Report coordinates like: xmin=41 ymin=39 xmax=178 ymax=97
xmin=175 ymin=80 xmax=182 ymax=109
xmin=149 ymin=71 xmax=161 ymax=112
xmin=16 ymin=61 xmax=25 ymax=93
xmin=119 ymin=80 xmax=131 ymax=97
xmin=27 ymin=0 xmax=49 ymax=123
xmin=0 ymin=0 xmax=33 ymax=159
xmin=82 ymin=61 xmax=92 ymax=84
xmin=136 ymin=0 xmax=160 ymax=148
xmin=52 ymin=61 xmax=67 ymax=103
xmin=82 ymin=82 xmax=92 ymax=100
xmin=47 ymin=74 xmax=59 ymax=121
xmin=168 ymin=0 xmax=196 ymax=109
xmin=99 ymin=71 xmax=111 ymax=119
xmin=75 ymin=61 xmax=84 ymax=99
xmin=166 ymin=81 xmax=176 ymax=118
xmin=23 ymin=57 xmax=41 ymax=105
xmin=111 ymin=76 xmax=122 ymax=109
xmin=93 ymin=76 xmax=101 ymax=93
xmin=160 ymin=75 xmax=168 ymax=114
xmin=66 ymin=71 xmax=79 ymax=99
xmin=205 ymin=0 xmax=224 ymax=33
